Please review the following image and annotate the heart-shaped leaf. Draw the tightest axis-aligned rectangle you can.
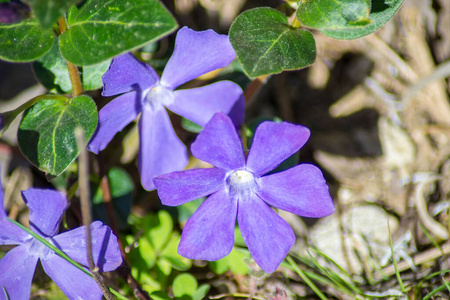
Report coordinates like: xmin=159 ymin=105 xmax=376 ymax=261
xmin=0 ymin=19 xmax=54 ymax=62
xmin=18 ymin=95 xmax=98 ymax=177
xmin=230 ymin=7 xmax=316 ymax=78
xmin=298 ymin=0 xmax=405 ymax=40
xmin=59 ymin=0 xmax=178 ymax=66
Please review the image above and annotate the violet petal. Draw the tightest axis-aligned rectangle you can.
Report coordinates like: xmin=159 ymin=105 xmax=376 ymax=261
xmin=160 ymin=27 xmax=236 ymax=89
xmin=227 ymin=94 xmax=246 ymax=129
xmin=102 ymin=53 xmax=159 ymax=97
xmin=138 ymin=106 xmax=188 ymax=190
xmin=168 ymin=81 xmax=243 ymax=127
xmin=22 ymin=188 xmax=67 ymax=237
xmin=258 ymin=164 xmax=335 ymax=218
xmin=53 ymin=221 xmax=122 ymax=272
xmin=154 ymin=168 xmax=227 ymax=206
xmin=178 ymin=189 xmax=237 ymax=260
xmin=247 ymin=121 xmax=311 ymax=176
xmin=88 ymin=91 xmax=143 ymax=154
xmin=238 ymin=194 xmax=295 ymax=273
xmin=0 ymin=246 xmax=38 ymax=300
xmin=191 ymin=113 xmax=245 ymax=171
xmin=41 ymin=253 xmax=103 ymax=300
xmin=0 ymin=218 xmax=30 ymax=245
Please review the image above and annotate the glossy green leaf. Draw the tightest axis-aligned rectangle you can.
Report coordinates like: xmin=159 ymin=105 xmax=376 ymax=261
xmin=33 ymin=39 xmax=72 ymax=93
xmin=33 ymin=40 xmax=111 ymax=92
xmin=173 ymin=274 xmax=198 ymax=298
xmin=29 ymin=0 xmax=80 ymax=28
xmin=300 ymin=0 xmax=405 ymax=40
xmin=81 ymin=59 xmax=111 ymax=90
xmin=18 ymin=95 xmax=98 ymax=177
xmin=297 ymin=0 xmax=372 ymax=31
xmin=59 ymin=0 xmax=178 ymax=65
xmin=193 ymin=284 xmax=210 ymax=300
xmin=229 ymin=7 xmax=316 ymax=78
xmin=0 ymin=19 xmax=54 ymax=62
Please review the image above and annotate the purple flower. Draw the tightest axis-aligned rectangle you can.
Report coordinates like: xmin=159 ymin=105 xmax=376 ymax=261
xmin=154 ymin=113 xmax=335 ymax=273
xmin=0 ymin=182 xmax=122 ymax=299
xmin=88 ymin=26 xmax=244 ymax=191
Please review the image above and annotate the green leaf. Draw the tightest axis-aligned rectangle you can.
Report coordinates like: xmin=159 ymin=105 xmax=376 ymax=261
xmin=229 ymin=7 xmax=316 ymax=78
xmin=302 ymin=0 xmax=405 ymax=40
xmin=18 ymin=95 xmax=98 ymax=177
xmin=59 ymin=0 xmax=178 ymax=65
xmin=193 ymin=284 xmax=210 ymax=300
xmin=160 ymin=232 xmax=192 ymax=271
xmin=143 ymin=210 xmax=173 ymax=252
xmin=296 ymin=0 xmax=372 ymax=31
xmin=33 ymin=39 xmax=112 ymax=92
xmin=29 ymin=0 xmax=81 ymax=28
xmin=173 ymin=274 xmax=198 ymax=298
xmin=0 ymin=19 xmax=54 ymax=62
xmin=33 ymin=39 xmax=72 ymax=93
xmin=81 ymin=59 xmax=111 ymax=90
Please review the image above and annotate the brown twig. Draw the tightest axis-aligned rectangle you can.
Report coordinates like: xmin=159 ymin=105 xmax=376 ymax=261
xmin=57 ymin=16 xmax=83 ymax=97
xmin=75 ymin=128 xmax=115 ymax=299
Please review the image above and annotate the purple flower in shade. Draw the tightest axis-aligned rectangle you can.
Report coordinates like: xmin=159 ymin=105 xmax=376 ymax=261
xmin=154 ymin=113 xmax=335 ymax=273
xmin=0 ymin=183 xmax=122 ymax=299
xmin=88 ymin=26 xmax=244 ymax=191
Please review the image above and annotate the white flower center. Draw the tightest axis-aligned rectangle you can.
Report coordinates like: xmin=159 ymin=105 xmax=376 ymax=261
xmin=226 ymin=170 xmax=259 ymax=198
xmin=144 ymin=84 xmax=174 ymax=111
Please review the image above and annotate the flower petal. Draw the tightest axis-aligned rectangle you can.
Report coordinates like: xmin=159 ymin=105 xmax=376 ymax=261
xmin=1 ymin=176 xmax=30 ymax=244
xmin=0 ymin=245 xmax=38 ymax=300
xmin=22 ymin=188 xmax=67 ymax=237
xmin=178 ymin=189 xmax=237 ymax=260
xmin=238 ymin=194 xmax=295 ymax=273
xmin=102 ymin=52 xmax=159 ymax=96
xmin=160 ymin=27 xmax=236 ymax=89
xmin=247 ymin=121 xmax=311 ymax=176
xmin=227 ymin=94 xmax=245 ymax=129
xmin=0 ymin=218 xmax=30 ymax=245
xmin=168 ymin=81 xmax=243 ymax=127
xmin=138 ymin=106 xmax=188 ymax=190
xmin=53 ymin=221 xmax=122 ymax=272
xmin=191 ymin=113 xmax=245 ymax=170
xmin=88 ymin=91 xmax=142 ymax=154
xmin=258 ymin=164 xmax=335 ymax=218
xmin=154 ymin=168 xmax=227 ymax=206
xmin=41 ymin=253 xmax=103 ymax=300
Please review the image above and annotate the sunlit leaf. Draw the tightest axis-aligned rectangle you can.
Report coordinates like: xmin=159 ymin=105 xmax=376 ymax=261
xmin=230 ymin=7 xmax=316 ymax=77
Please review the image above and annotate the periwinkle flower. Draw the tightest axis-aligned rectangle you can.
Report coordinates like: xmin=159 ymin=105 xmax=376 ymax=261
xmin=0 ymin=182 xmax=122 ymax=299
xmin=154 ymin=113 xmax=335 ymax=273
xmin=88 ymin=26 xmax=244 ymax=191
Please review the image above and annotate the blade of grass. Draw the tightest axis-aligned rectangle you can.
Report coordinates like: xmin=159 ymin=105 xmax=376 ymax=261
xmin=388 ymin=221 xmax=405 ymax=293
xmin=287 ymin=256 xmax=328 ymax=300
xmin=309 ymin=247 xmax=363 ymax=294
xmin=7 ymin=218 xmax=128 ymax=300
xmin=423 ymin=284 xmax=448 ymax=300
xmin=419 ymin=223 xmax=444 ymax=255
xmin=2 ymin=285 xmax=10 ymax=300
xmin=306 ymin=250 xmax=356 ymax=295
xmin=442 ymin=276 xmax=450 ymax=292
